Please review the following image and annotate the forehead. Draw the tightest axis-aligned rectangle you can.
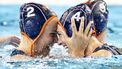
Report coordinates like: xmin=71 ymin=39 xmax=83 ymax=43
xmin=57 ymin=24 xmax=65 ymax=33
xmin=44 ymin=19 xmax=58 ymax=33
xmin=57 ymin=24 xmax=62 ymax=31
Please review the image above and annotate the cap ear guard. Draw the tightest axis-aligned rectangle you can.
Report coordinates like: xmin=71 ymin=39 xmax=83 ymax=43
xmin=60 ymin=4 xmax=94 ymax=37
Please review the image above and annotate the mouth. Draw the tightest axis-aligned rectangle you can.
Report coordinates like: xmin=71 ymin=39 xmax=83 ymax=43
xmin=43 ymin=42 xmax=54 ymax=49
xmin=37 ymin=43 xmax=53 ymax=57
xmin=47 ymin=43 xmax=53 ymax=48
xmin=57 ymin=43 xmax=68 ymax=50
xmin=62 ymin=44 xmax=66 ymax=46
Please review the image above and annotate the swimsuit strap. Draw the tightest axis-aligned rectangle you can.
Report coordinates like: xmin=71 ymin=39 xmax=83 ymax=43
xmin=10 ymin=49 xmax=26 ymax=56
xmin=93 ymin=44 xmax=122 ymax=55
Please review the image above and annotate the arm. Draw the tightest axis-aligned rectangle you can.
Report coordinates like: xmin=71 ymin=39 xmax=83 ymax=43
xmin=0 ymin=36 xmax=20 ymax=47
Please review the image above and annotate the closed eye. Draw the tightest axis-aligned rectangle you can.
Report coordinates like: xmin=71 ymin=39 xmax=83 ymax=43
xmin=50 ymin=32 xmax=57 ymax=37
xmin=57 ymin=32 xmax=61 ymax=36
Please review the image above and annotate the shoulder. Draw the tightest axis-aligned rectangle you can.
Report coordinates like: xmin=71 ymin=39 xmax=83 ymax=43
xmin=91 ymin=44 xmax=122 ymax=57
xmin=10 ymin=54 xmax=33 ymax=61
xmin=10 ymin=49 xmax=33 ymax=61
xmin=91 ymin=49 xmax=112 ymax=57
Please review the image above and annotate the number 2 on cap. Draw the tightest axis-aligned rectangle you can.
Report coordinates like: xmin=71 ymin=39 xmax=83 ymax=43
xmin=27 ymin=7 xmax=35 ymax=17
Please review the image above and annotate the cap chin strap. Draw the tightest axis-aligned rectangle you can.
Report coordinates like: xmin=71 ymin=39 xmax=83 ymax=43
xmin=21 ymin=16 xmax=56 ymax=57
xmin=92 ymin=23 xmax=97 ymax=36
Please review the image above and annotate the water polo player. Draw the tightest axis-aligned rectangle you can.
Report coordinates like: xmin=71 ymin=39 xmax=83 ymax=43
xmin=57 ymin=3 xmax=94 ymax=58
xmin=10 ymin=2 xmax=58 ymax=59
xmin=58 ymin=0 xmax=122 ymax=58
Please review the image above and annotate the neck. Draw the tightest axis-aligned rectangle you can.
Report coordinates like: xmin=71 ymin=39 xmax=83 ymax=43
xmin=69 ymin=50 xmax=85 ymax=58
xmin=17 ymin=35 xmax=33 ymax=56
xmin=34 ymin=39 xmax=50 ymax=57
xmin=85 ymin=36 xmax=103 ymax=56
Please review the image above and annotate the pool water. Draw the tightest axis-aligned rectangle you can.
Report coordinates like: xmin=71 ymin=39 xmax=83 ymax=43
xmin=0 ymin=5 xmax=122 ymax=69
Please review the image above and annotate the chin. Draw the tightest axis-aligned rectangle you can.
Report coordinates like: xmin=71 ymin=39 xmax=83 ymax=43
xmin=41 ymin=46 xmax=50 ymax=57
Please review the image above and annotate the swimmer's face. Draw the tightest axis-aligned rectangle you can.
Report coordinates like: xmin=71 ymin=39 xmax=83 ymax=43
xmin=35 ymin=17 xmax=58 ymax=56
xmin=57 ymin=24 xmax=67 ymax=47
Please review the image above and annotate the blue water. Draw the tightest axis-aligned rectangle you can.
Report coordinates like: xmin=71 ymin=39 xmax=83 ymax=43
xmin=0 ymin=5 xmax=122 ymax=69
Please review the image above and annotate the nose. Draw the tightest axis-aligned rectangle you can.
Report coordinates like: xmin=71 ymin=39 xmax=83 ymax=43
xmin=53 ymin=35 xmax=58 ymax=43
xmin=57 ymin=38 xmax=63 ymax=45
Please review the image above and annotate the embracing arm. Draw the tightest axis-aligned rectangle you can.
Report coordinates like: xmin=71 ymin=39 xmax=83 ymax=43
xmin=0 ymin=36 xmax=20 ymax=47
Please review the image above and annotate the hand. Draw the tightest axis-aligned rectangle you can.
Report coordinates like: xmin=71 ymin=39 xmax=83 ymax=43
xmin=8 ymin=36 xmax=20 ymax=47
xmin=64 ymin=17 xmax=93 ymax=58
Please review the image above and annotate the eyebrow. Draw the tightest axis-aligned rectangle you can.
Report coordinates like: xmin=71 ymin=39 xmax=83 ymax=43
xmin=49 ymin=31 xmax=58 ymax=35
